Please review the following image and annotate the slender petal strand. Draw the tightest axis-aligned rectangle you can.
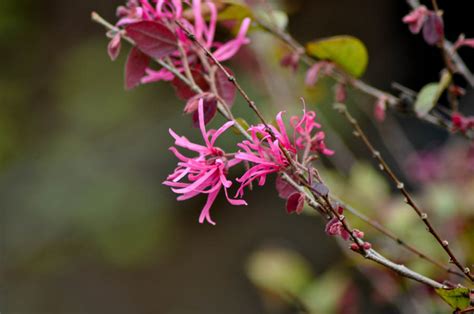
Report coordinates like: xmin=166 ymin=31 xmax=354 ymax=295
xmin=114 ymin=0 xmax=251 ymax=85
xmin=236 ymin=108 xmax=334 ymax=198
xmin=164 ymin=99 xmax=246 ymax=225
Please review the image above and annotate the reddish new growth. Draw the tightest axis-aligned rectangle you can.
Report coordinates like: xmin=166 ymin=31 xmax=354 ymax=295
xmin=325 ymin=206 xmax=372 ymax=250
xmin=452 ymin=112 xmax=474 ymax=134
xmin=109 ymin=0 xmax=250 ymax=91
xmin=402 ymin=5 xmax=444 ymax=46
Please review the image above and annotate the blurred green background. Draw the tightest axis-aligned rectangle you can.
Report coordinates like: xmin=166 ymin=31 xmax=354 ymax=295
xmin=1 ymin=0 xmax=473 ymax=313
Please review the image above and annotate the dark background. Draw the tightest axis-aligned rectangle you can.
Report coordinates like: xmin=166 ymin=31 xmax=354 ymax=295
xmin=1 ymin=0 xmax=473 ymax=313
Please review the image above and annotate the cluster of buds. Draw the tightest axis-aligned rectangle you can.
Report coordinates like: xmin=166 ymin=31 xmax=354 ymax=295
xmin=325 ymin=206 xmax=372 ymax=250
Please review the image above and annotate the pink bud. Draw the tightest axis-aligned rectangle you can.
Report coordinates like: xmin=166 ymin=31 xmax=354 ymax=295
xmin=363 ymin=242 xmax=372 ymax=250
xmin=374 ymin=95 xmax=388 ymax=122
xmin=353 ymin=229 xmax=364 ymax=239
xmin=402 ymin=6 xmax=428 ymax=34
xmin=335 ymin=82 xmax=347 ymax=103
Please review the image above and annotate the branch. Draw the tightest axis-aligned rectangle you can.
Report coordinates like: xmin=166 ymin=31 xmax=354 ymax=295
xmin=254 ymin=14 xmax=474 ymax=140
xmin=334 ymin=102 xmax=473 ymax=282
xmin=93 ymin=10 xmax=453 ymax=291
xmin=280 ymin=172 xmax=448 ymax=289
xmin=333 ymin=196 xmax=465 ymax=278
xmin=90 ymin=12 xmax=251 ymax=140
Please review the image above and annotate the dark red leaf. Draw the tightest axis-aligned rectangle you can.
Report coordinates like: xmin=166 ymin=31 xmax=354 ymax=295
xmin=125 ymin=21 xmax=177 ymax=59
xmin=172 ymin=70 xmax=210 ymax=100
xmin=276 ymin=175 xmax=297 ymax=199
xmin=422 ymin=12 xmax=444 ymax=46
xmin=215 ymin=67 xmax=237 ymax=107
xmin=125 ymin=47 xmax=150 ymax=90
xmin=191 ymin=94 xmax=218 ymax=127
xmin=286 ymin=192 xmax=305 ymax=214
xmin=108 ymin=33 xmax=122 ymax=61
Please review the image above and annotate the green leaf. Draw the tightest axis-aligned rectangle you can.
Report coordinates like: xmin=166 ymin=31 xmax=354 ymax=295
xmin=414 ymin=83 xmax=439 ymax=117
xmin=306 ymin=36 xmax=369 ymax=77
xmin=246 ymin=247 xmax=313 ymax=297
xmin=436 ymin=70 xmax=452 ymax=100
xmin=217 ymin=1 xmax=253 ymax=22
xmin=435 ymin=287 xmax=471 ymax=310
xmin=232 ymin=117 xmax=250 ymax=135
xmin=258 ymin=10 xmax=289 ymax=31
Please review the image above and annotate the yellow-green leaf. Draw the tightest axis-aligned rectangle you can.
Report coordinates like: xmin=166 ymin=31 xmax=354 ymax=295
xmin=435 ymin=287 xmax=470 ymax=310
xmin=414 ymin=83 xmax=439 ymax=117
xmin=232 ymin=117 xmax=250 ymax=135
xmin=306 ymin=36 xmax=369 ymax=77
xmin=217 ymin=1 xmax=253 ymax=22
xmin=435 ymin=70 xmax=452 ymax=100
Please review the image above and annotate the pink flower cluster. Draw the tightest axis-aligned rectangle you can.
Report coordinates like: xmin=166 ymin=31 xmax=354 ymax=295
xmin=164 ymin=101 xmax=333 ymax=225
xmin=111 ymin=0 xmax=251 ymax=85
xmin=163 ymin=99 xmax=247 ymax=225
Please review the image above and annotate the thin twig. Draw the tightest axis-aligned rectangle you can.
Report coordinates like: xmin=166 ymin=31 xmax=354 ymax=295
xmin=334 ymin=102 xmax=473 ymax=282
xmin=91 ymin=11 xmax=252 ymax=141
xmin=93 ymin=10 xmax=452 ymax=291
xmin=254 ymin=14 xmax=474 ymax=139
xmin=281 ymin=172 xmax=448 ymax=289
xmin=333 ymin=196 xmax=465 ymax=278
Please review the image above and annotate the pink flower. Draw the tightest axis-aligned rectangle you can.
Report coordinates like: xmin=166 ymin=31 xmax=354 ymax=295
xmin=305 ymin=62 xmax=334 ymax=87
xmin=402 ymin=5 xmax=428 ymax=34
xmin=235 ymin=121 xmax=291 ymax=197
xmin=290 ymin=110 xmax=334 ymax=156
xmin=235 ymin=108 xmax=333 ymax=197
xmin=374 ymin=95 xmax=387 ymax=122
xmin=115 ymin=0 xmax=251 ymax=84
xmin=163 ymin=98 xmax=247 ymax=225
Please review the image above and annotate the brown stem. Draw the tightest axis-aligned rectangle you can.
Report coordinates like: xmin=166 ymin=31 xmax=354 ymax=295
xmin=175 ymin=20 xmax=271 ymax=129
xmin=94 ymin=10 xmax=452 ymax=291
xmin=333 ymin=197 xmax=465 ymax=278
xmin=335 ymin=102 xmax=473 ymax=282
xmin=254 ymin=13 xmax=474 ymax=139
xmin=281 ymin=172 xmax=448 ymax=289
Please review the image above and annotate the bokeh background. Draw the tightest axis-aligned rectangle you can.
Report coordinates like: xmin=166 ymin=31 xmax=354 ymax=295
xmin=1 ymin=0 xmax=474 ymax=313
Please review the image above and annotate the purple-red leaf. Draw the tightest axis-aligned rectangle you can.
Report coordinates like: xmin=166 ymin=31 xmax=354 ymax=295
xmin=215 ymin=67 xmax=237 ymax=107
xmin=125 ymin=21 xmax=177 ymax=59
xmin=125 ymin=47 xmax=150 ymax=90
xmin=423 ymin=12 xmax=444 ymax=46
xmin=191 ymin=94 xmax=218 ymax=127
xmin=276 ymin=175 xmax=297 ymax=199
xmin=286 ymin=192 xmax=305 ymax=214
xmin=172 ymin=70 xmax=209 ymax=100
xmin=108 ymin=33 xmax=122 ymax=61
xmin=312 ymin=182 xmax=329 ymax=197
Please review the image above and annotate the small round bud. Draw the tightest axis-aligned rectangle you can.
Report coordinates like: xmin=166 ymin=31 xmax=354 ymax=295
xmin=442 ymin=240 xmax=449 ymax=247
xmin=397 ymin=182 xmax=405 ymax=189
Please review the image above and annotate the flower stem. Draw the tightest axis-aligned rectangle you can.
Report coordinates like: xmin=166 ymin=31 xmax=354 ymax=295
xmin=334 ymin=102 xmax=474 ymax=282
